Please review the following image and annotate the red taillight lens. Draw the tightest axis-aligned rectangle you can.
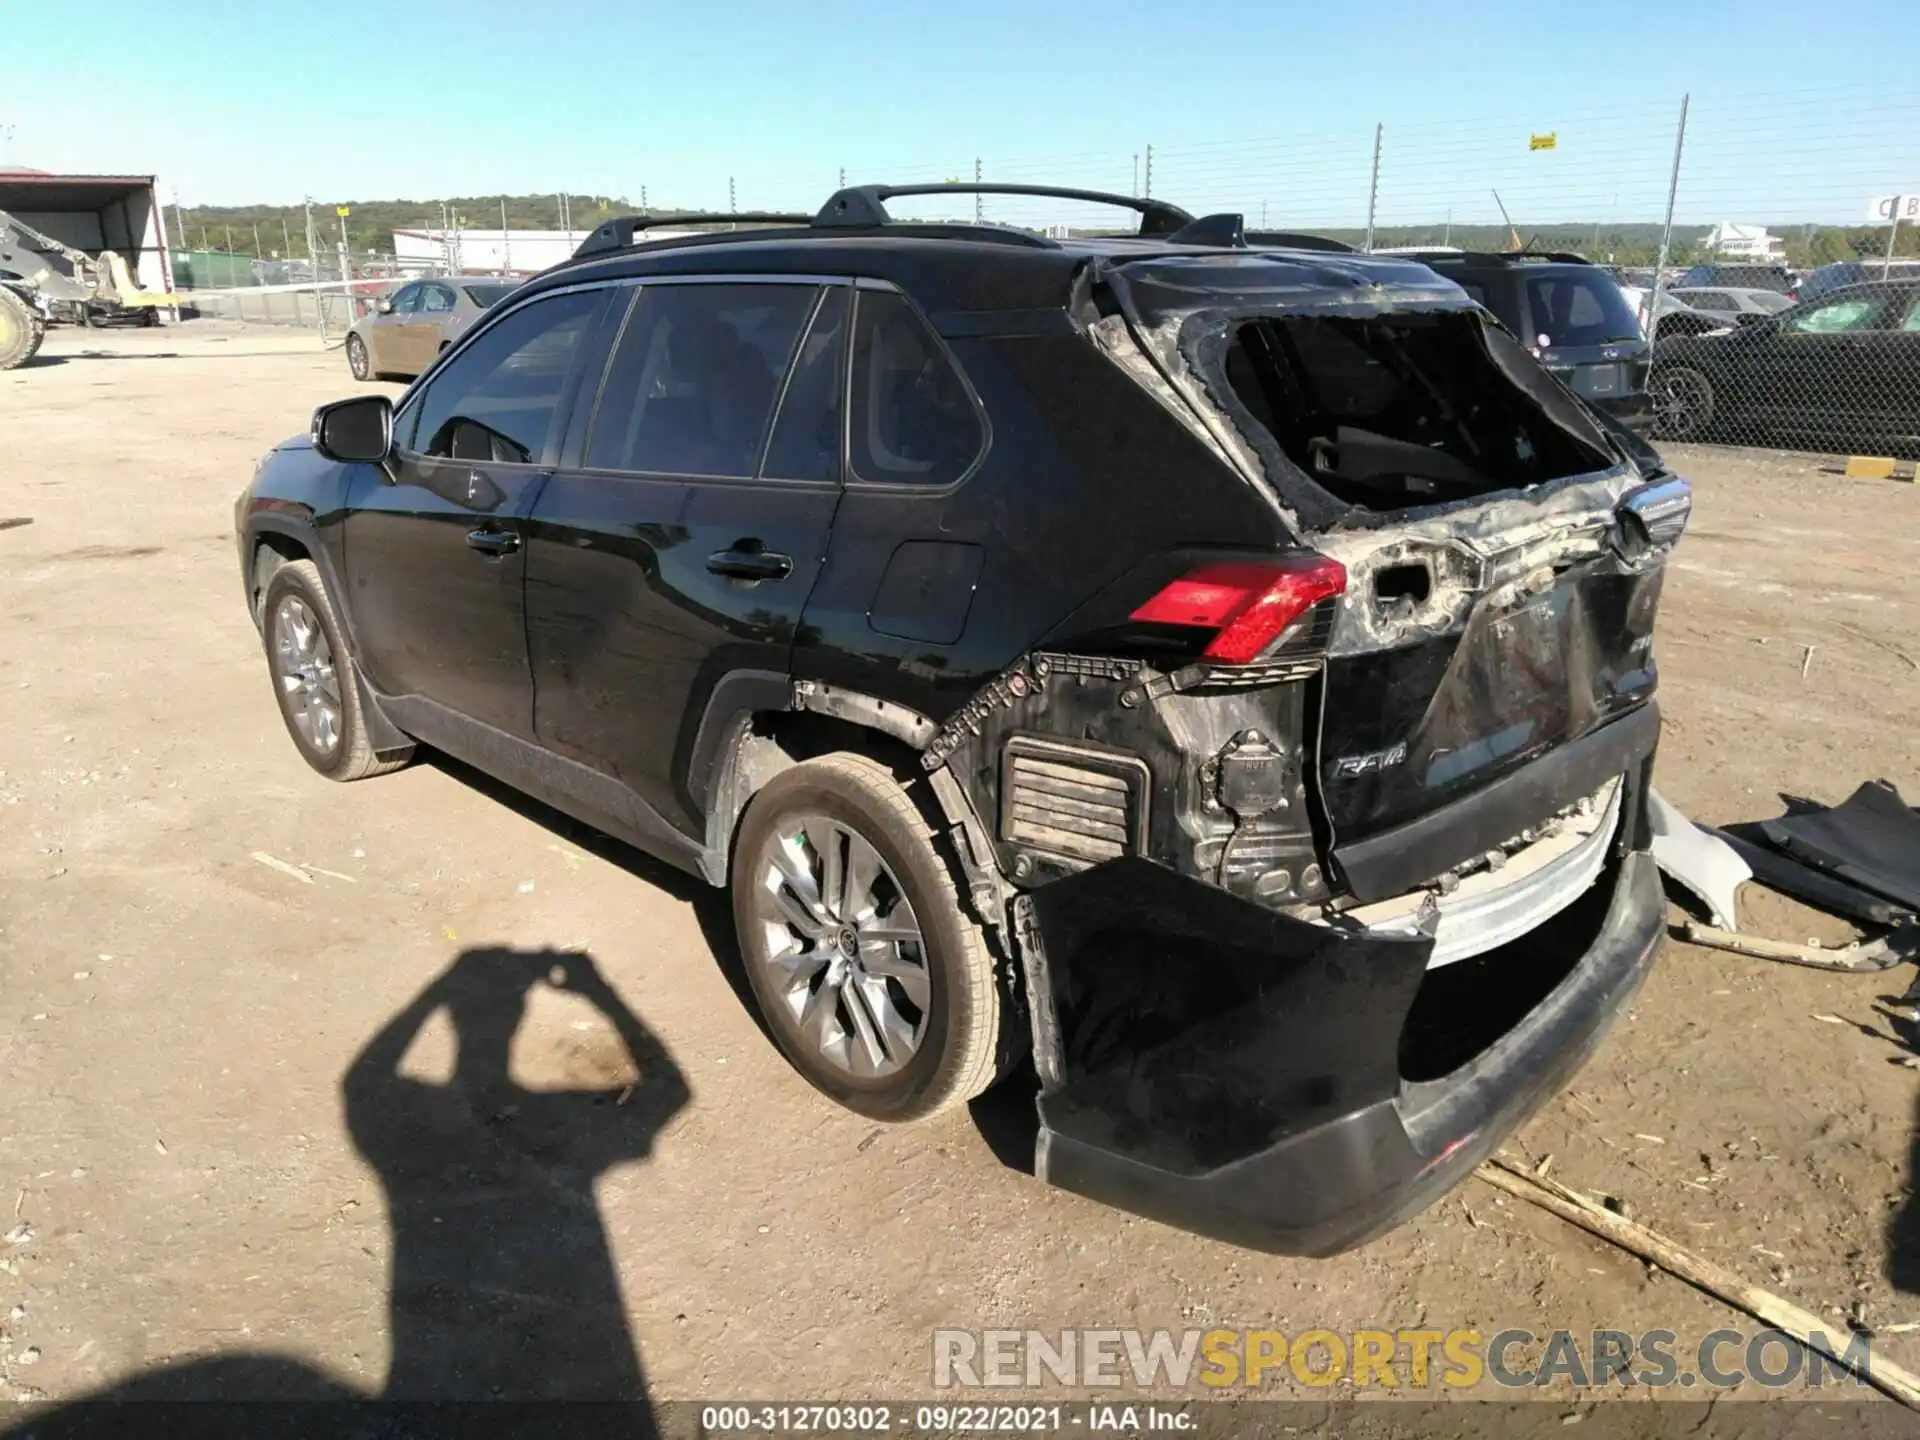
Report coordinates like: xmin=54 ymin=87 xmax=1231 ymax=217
xmin=1130 ymin=557 xmax=1347 ymax=664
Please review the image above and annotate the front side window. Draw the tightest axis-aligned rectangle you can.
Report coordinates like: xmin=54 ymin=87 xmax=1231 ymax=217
xmin=404 ymin=288 xmax=604 ymax=464
xmin=421 ymin=284 xmax=456 ymax=314
xmin=585 ymin=283 xmax=816 ymax=477
xmin=1790 ymin=297 xmax=1880 ymax=334
xmin=1901 ymin=295 xmax=1920 ymax=333
xmin=848 ymin=290 xmax=984 ymax=486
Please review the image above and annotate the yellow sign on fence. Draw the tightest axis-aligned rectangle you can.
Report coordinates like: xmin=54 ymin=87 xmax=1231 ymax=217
xmin=1529 ymin=132 xmax=1557 ymax=151
xmin=335 ymin=206 xmax=351 ymax=217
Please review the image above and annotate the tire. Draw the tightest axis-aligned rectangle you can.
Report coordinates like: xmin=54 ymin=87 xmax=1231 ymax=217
xmin=260 ymin=559 xmax=413 ymax=781
xmin=0 ymin=287 xmax=46 ymax=371
xmin=1650 ymin=365 xmax=1715 ymax=441
xmin=731 ymin=753 xmax=1002 ymax=1121
xmin=346 ymin=332 xmax=373 ymax=381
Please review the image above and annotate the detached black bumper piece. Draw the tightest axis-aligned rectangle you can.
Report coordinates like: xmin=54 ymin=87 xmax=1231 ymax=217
xmin=1027 ymin=840 xmax=1663 ymax=1256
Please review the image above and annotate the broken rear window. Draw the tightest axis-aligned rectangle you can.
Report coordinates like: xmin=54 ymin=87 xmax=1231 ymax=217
xmin=1222 ymin=310 xmax=1614 ymax=512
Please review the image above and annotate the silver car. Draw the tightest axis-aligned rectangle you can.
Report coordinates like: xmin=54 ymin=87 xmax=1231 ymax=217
xmin=345 ymin=278 xmax=519 ymax=380
xmin=1668 ymin=286 xmax=1793 ymax=327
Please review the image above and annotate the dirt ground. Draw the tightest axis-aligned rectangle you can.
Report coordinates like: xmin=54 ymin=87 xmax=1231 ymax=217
xmin=2 ymin=321 xmax=1918 ymax=1413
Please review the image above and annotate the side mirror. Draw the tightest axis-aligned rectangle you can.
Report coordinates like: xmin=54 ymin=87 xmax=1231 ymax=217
xmin=312 ymin=394 xmax=393 ymax=464
xmin=376 ymin=298 xmax=394 ymax=315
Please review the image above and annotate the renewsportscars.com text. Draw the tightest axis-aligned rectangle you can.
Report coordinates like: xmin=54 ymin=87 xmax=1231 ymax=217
xmin=932 ymin=1327 xmax=1875 ymax=1392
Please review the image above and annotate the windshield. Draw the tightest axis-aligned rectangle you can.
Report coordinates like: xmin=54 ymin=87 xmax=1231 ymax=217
xmin=463 ymin=284 xmax=518 ymax=308
xmin=1523 ymin=271 xmax=1642 ymax=348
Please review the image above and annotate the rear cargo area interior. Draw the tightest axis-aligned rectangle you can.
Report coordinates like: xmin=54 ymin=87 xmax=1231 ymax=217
xmin=1222 ymin=312 xmax=1615 ymax=512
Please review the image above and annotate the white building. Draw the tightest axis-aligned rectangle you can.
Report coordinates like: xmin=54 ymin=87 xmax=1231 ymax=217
xmin=391 ymin=226 xmax=701 ymax=276
xmin=1702 ymin=222 xmax=1785 ymax=262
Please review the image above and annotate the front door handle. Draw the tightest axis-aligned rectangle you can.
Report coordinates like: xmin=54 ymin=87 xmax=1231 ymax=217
xmin=707 ymin=547 xmax=793 ymax=581
xmin=466 ymin=528 xmax=521 ymax=557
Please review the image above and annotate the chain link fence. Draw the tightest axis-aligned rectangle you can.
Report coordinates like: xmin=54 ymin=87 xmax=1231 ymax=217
xmin=162 ymin=84 xmax=1918 ymax=455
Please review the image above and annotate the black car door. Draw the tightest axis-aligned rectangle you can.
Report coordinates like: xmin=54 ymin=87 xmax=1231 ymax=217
xmin=1750 ymin=289 xmax=1893 ymax=443
xmin=524 ymin=278 xmax=847 ymax=836
xmin=340 ymin=284 xmax=613 ymax=738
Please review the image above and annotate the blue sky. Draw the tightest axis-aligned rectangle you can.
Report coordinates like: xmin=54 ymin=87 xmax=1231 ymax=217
xmin=4 ymin=0 xmax=1917 ymax=228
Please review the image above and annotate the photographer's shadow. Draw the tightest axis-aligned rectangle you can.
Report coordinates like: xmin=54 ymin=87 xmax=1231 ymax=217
xmin=345 ymin=946 xmax=689 ymax=1400
xmin=7 ymin=946 xmax=688 ymax=1430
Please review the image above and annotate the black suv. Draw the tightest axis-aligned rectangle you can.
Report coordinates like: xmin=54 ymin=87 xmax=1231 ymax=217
xmin=235 ymin=184 xmax=1688 ymax=1256
xmin=1402 ymin=250 xmax=1652 ymax=427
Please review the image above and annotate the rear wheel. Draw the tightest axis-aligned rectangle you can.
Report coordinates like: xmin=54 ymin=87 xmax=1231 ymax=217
xmin=261 ymin=559 xmax=412 ymax=781
xmin=346 ymin=332 xmax=373 ymax=381
xmin=1651 ymin=365 xmax=1715 ymax=440
xmin=731 ymin=753 xmax=1002 ymax=1121
xmin=0 ymin=287 xmax=46 ymax=371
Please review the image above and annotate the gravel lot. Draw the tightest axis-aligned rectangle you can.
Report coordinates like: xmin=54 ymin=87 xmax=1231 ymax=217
xmin=2 ymin=322 xmax=1918 ymax=1412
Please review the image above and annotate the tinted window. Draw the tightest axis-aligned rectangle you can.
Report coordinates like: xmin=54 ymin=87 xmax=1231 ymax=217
xmin=1686 ymin=291 xmax=1733 ymax=311
xmin=1749 ymin=291 xmax=1792 ymax=314
xmin=586 ymin=283 xmax=815 ymax=477
xmin=849 ymin=290 xmax=983 ymax=487
xmin=464 ymin=284 xmax=516 ymax=308
xmin=1524 ymin=272 xmax=1640 ymax=346
xmin=1791 ymin=297 xmax=1880 ymax=333
xmin=421 ymin=284 xmax=455 ymax=314
xmin=390 ymin=283 xmax=423 ymax=314
xmin=762 ymin=287 xmax=848 ymax=483
xmin=405 ymin=288 xmax=603 ymax=464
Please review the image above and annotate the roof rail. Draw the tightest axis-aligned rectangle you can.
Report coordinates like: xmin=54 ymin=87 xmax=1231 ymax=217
xmin=1245 ymin=229 xmax=1357 ymax=254
xmin=814 ymin=183 xmax=1192 ymax=237
xmin=573 ymin=212 xmax=810 ymax=260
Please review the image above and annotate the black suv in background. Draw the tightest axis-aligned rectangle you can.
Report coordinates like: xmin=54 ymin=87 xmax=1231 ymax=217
xmin=1401 ymin=250 xmax=1652 ymax=428
xmin=234 ymin=185 xmax=1687 ymax=1256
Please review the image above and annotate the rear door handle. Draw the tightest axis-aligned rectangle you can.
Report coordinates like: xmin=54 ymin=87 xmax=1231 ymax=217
xmin=707 ymin=547 xmax=793 ymax=581
xmin=466 ymin=528 xmax=521 ymax=557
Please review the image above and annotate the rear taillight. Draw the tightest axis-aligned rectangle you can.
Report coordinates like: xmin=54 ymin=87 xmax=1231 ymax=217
xmin=1130 ymin=557 xmax=1347 ymax=664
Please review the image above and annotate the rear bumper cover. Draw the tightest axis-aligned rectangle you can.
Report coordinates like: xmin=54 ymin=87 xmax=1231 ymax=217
xmin=1027 ymin=766 xmax=1662 ymax=1256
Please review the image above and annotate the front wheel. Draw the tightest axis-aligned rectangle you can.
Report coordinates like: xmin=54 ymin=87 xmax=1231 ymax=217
xmin=1650 ymin=365 xmax=1715 ymax=441
xmin=731 ymin=753 xmax=1003 ymax=1121
xmin=0 ymin=287 xmax=46 ymax=371
xmin=261 ymin=559 xmax=412 ymax=781
xmin=346 ymin=332 xmax=372 ymax=381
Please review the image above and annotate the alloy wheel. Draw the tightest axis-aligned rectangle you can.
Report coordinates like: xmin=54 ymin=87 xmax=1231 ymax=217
xmin=1654 ymin=369 xmax=1711 ymax=439
xmin=272 ymin=594 xmax=343 ymax=757
xmin=752 ymin=815 xmax=930 ymax=1078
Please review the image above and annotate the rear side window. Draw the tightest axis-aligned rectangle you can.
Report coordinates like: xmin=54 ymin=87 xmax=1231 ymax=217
xmin=848 ymin=291 xmax=983 ymax=487
xmin=1524 ymin=272 xmax=1640 ymax=346
xmin=404 ymin=288 xmax=604 ymax=463
xmin=762 ymin=287 xmax=849 ymax=483
xmin=586 ymin=283 xmax=816 ymax=477
xmin=421 ymin=284 xmax=455 ymax=314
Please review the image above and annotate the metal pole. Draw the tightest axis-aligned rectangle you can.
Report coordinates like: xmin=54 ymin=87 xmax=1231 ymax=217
xmin=729 ymin=177 xmax=736 ymax=229
xmin=641 ymin=185 xmax=649 ymax=213
xmin=502 ymin=198 xmax=510 ymax=274
xmin=223 ymin=224 xmax=232 ymax=254
xmin=838 ymin=167 xmax=845 ymax=189
xmin=1132 ymin=153 xmax=1138 ymax=195
xmin=1364 ymin=122 xmax=1383 ymax=253
xmin=252 ymin=223 xmax=261 ymax=258
xmin=1444 ymin=207 xmax=1452 ymax=246
xmin=1646 ymin=94 xmax=1691 ymax=354
xmin=1884 ymin=203 xmax=1903 ymax=279
xmin=1143 ymin=144 xmax=1153 ymax=199
xmin=338 ymin=210 xmax=351 ymax=289
xmin=281 ymin=216 xmax=292 ymax=258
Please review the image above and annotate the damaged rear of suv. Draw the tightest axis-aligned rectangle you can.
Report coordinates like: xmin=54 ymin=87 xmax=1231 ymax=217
xmin=927 ymin=234 xmax=1685 ymax=1255
xmin=241 ymin=186 xmax=1685 ymax=1257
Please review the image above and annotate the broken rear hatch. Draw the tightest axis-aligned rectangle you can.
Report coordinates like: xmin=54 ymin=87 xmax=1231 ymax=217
xmin=1100 ymin=250 xmax=1687 ymax=895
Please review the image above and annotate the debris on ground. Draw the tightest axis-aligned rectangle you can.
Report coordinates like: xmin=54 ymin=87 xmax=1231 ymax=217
xmin=1475 ymin=1155 xmax=1920 ymax=1410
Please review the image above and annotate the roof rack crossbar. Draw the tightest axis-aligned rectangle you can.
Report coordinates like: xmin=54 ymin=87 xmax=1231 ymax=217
xmin=573 ymin=212 xmax=811 ymax=259
xmin=814 ymin=183 xmax=1193 ymax=237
